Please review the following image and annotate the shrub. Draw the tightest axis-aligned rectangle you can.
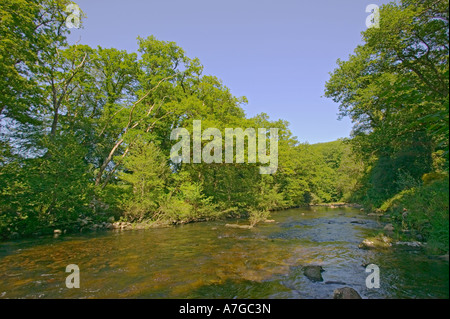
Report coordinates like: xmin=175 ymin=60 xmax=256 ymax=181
xmin=248 ymin=209 xmax=270 ymax=227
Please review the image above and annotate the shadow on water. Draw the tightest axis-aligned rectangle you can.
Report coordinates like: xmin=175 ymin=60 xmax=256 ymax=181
xmin=0 ymin=207 xmax=448 ymax=299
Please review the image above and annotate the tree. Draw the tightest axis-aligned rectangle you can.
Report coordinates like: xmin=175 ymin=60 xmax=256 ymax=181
xmin=325 ymin=0 xmax=449 ymax=204
xmin=0 ymin=0 xmax=74 ymax=127
xmin=119 ymin=138 xmax=169 ymax=222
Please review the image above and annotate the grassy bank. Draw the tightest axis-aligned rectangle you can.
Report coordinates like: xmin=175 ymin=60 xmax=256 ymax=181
xmin=378 ymin=177 xmax=449 ymax=254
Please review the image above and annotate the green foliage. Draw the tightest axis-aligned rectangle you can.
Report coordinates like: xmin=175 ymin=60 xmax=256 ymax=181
xmin=380 ymin=178 xmax=449 ymax=253
xmin=0 ymin=1 xmax=371 ymax=239
xmin=157 ymin=172 xmax=220 ymax=224
xmin=118 ymin=138 xmax=169 ymax=222
xmin=0 ymin=135 xmax=92 ymax=238
xmin=324 ymin=0 xmax=449 ymax=251
xmin=248 ymin=209 xmax=270 ymax=227
xmin=325 ymin=0 xmax=449 ymax=205
xmin=422 ymin=171 xmax=448 ymax=185
xmin=308 ymin=140 xmax=365 ymax=203
xmin=0 ymin=0 xmax=74 ymax=125
xmin=254 ymin=176 xmax=286 ymax=211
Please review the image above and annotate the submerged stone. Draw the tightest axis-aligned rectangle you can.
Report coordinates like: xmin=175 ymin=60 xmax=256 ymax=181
xmin=333 ymin=287 xmax=362 ymax=299
xmin=303 ymin=265 xmax=324 ymax=282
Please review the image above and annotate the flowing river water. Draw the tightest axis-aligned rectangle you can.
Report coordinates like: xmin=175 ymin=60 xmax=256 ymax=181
xmin=0 ymin=207 xmax=448 ymax=299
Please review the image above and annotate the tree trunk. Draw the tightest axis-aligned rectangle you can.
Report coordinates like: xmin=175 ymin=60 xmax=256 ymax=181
xmin=95 ymin=138 xmax=124 ymax=186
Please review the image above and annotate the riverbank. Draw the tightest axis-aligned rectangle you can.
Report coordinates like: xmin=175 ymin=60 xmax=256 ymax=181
xmin=374 ymin=178 xmax=449 ymax=254
xmin=3 ymin=192 xmax=448 ymax=261
xmin=3 ymin=203 xmax=358 ymax=241
xmin=310 ymin=203 xmax=363 ymax=209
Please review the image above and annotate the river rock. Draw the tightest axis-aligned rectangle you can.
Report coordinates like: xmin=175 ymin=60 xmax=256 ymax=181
xmin=120 ymin=222 xmax=132 ymax=230
xmin=107 ymin=216 xmax=115 ymax=223
xmin=303 ymin=265 xmax=324 ymax=282
xmin=358 ymin=235 xmax=392 ymax=249
xmin=113 ymin=222 xmax=129 ymax=230
xmin=367 ymin=213 xmax=384 ymax=217
xmin=225 ymin=224 xmax=253 ymax=229
xmin=54 ymin=229 xmax=62 ymax=235
xmin=333 ymin=287 xmax=362 ymax=299
xmin=350 ymin=220 xmax=366 ymax=225
xmin=439 ymin=254 xmax=449 ymax=262
xmin=395 ymin=241 xmax=423 ymax=248
xmin=264 ymin=219 xmax=275 ymax=223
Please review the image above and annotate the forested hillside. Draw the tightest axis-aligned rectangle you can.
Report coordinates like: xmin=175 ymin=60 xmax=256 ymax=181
xmin=0 ymin=0 xmax=360 ymax=239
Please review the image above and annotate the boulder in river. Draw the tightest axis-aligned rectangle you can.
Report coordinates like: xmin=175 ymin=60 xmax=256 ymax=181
xmin=333 ymin=287 xmax=362 ymax=299
xmin=303 ymin=265 xmax=324 ymax=282
xmin=359 ymin=235 xmax=392 ymax=249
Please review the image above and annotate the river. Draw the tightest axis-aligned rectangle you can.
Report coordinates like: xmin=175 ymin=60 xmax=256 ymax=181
xmin=0 ymin=207 xmax=448 ymax=299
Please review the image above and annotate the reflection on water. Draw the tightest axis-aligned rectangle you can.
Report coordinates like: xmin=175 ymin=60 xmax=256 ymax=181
xmin=0 ymin=207 xmax=448 ymax=299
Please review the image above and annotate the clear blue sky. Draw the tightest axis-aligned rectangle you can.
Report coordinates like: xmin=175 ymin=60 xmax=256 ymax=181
xmin=68 ymin=0 xmax=389 ymax=144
